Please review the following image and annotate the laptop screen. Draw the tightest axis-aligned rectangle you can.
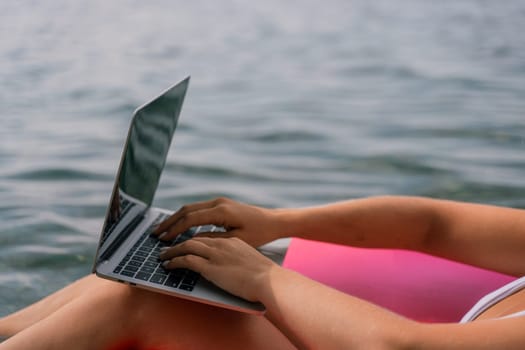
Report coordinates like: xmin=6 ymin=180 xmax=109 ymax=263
xmin=95 ymin=77 xmax=190 ymax=261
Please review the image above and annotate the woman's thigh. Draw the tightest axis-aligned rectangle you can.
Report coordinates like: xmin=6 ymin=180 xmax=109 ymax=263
xmin=122 ymin=283 xmax=295 ymax=349
xmin=2 ymin=275 xmax=296 ymax=350
xmin=0 ymin=275 xmax=105 ymax=336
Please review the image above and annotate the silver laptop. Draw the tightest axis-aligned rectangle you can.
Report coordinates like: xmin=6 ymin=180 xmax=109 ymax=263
xmin=92 ymin=77 xmax=289 ymax=315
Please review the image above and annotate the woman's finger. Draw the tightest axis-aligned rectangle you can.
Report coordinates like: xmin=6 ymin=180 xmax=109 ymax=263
xmin=159 ymin=205 xmax=238 ymax=241
xmin=153 ymin=199 xmax=218 ymax=235
xmin=162 ymin=254 xmax=209 ymax=274
xmin=193 ymin=229 xmax=234 ymax=240
xmin=159 ymin=238 xmax=214 ymax=261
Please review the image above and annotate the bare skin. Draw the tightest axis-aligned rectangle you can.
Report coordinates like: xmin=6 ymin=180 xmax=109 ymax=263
xmin=0 ymin=276 xmax=295 ymax=349
xmin=2 ymin=196 xmax=525 ymax=349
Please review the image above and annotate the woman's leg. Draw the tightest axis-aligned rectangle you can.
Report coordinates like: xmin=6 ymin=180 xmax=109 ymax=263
xmin=1 ymin=275 xmax=296 ymax=349
xmin=0 ymin=275 xmax=99 ymax=336
xmin=1 ymin=278 xmax=135 ymax=349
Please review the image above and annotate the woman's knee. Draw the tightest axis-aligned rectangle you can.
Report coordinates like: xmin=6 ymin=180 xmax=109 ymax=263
xmin=81 ymin=278 xmax=140 ymax=324
xmin=80 ymin=278 xmax=294 ymax=349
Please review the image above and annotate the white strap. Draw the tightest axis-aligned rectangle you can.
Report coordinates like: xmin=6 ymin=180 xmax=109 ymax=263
xmin=460 ymin=276 xmax=525 ymax=323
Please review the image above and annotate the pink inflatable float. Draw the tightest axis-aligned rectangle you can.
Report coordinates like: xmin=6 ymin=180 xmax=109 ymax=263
xmin=283 ymin=238 xmax=515 ymax=322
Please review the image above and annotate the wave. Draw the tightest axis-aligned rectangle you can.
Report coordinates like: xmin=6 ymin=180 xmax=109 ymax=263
xmin=7 ymin=168 xmax=110 ymax=181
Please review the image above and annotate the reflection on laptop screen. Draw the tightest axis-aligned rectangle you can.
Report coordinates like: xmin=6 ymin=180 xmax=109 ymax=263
xmin=97 ymin=78 xmax=189 ymax=257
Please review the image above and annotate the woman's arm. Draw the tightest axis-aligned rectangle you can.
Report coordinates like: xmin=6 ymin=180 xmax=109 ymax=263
xmin=155 ymin=196 xmax=525 ymax=276
xmin=262 ymin=266 xmax=525 ymax=350
xmin=278 ymin=196 xmax=525 ymax=276
xmin=159 ymin=237 xmax=525 ymax=349
xmin=260 ymin=265 xmax=415 ymax=349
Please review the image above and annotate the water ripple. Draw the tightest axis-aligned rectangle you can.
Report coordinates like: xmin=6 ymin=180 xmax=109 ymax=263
xmin=7 ymin=168 xmax=110 ymax=181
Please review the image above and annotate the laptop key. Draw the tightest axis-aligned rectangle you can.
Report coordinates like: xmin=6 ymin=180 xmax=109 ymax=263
xmin=135 ymin=272 xmax=151 ymax=281
xmin=139 ymin=266 xmax=155 ymax=274
xmin=131 ymin=255 xmax=146 ymax=262
xmin=170 ymin=268 xmax=186 ymax=277
xmin=179 ymin=284 xmax=194 ymax=292
xmin=182 ymin=273 xmax=199 ymax=286
xmin=138 ymin=247 xmax=151 ymax=254
xmin=164 ymin=275 xmax=182 ymax=288
xmin=150 ymin=274 xmax=167 ymax=284
xmin=121 ymin=270 xmax=135 ymax=277
xmin=142 ymin=241 xmax=156 ymax=249
xmin=123 ymin=265 xmax=139 ymax=273
xmin=147 ymin=257 xmax=159 ymax=264
xmin=128 ymin=260 xmax=142 ymax=267
xmin=144 ymin=261 xmax=158 ymax=268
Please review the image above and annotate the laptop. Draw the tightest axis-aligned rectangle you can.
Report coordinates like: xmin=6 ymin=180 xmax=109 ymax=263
xmin=92 ymin=77 xmax=290 ymax=315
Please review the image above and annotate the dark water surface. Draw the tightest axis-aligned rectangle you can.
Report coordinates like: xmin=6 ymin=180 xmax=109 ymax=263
xmin=1 ymin=0 xmax=525 ymax=315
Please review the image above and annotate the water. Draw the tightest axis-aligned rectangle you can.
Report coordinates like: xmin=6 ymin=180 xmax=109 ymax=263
xmin=1 ymin=0 xmax=525 ymax=316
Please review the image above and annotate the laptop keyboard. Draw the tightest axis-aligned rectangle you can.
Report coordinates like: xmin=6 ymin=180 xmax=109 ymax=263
xmin=112 ymin=214 xmax=217 ymax=292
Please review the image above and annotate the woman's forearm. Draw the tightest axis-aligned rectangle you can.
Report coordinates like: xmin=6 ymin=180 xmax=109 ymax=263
xmin=259 ymin=266 xmax=415 ymax=350
xmin=274 ymin=195 xmax=525 ymax=275
xmin=258 ymin=265 xmax=525 ymax=350
xmin=275 ymin=196 xmax=437 ymax=250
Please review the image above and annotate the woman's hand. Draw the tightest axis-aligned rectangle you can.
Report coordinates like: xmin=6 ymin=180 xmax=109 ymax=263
xmin=153 ymin=197 xmax=285 ymax=247
xmin=159 ymin=237 xmax=277 ymax=302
